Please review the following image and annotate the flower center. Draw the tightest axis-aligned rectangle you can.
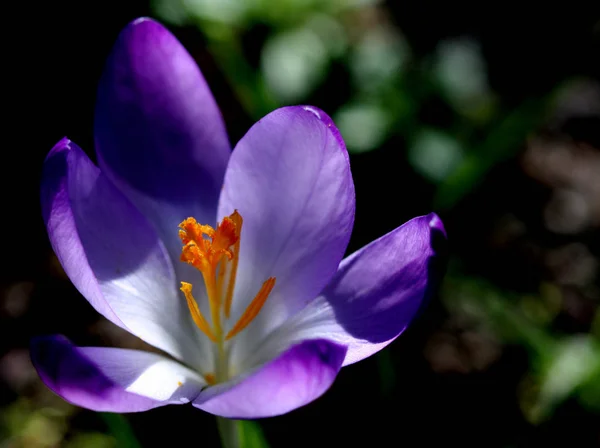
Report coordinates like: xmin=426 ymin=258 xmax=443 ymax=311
xmin=178 ymin=210 xmax=275 ymax=383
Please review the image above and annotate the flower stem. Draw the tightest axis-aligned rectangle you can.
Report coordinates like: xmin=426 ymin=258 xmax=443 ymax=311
xmin=216 ymin=417 xmax=240 ymax=448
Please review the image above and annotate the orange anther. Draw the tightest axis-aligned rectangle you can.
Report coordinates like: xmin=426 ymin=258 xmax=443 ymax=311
xmin=178 ymin=210 xmax=275 ymax=365
xmin=226 ymin=277 xmax=276 ymax=340
xmin=180 ymin=282 xmax=216 ymax=342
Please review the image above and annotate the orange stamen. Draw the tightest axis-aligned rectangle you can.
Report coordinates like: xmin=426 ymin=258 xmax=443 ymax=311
xmin=203 ymin=274 xmax=222 ymax=336
xmin=204 ymin=373 xmax=216 ymax=385
xmin=211 ymin=215 xmax=239 ymax=253
xmin=226 ymin=277 xmax=276 ymax=340
xmin=178 ymin=210 xmax=276 ymax=383
xmin=178 ymin=217 xmax=239 ymax=275
xmin=224 ymin=211 xmax=242 ymax=318
xmin=215 ymin=260 xmax=227 ymax=310
xmin=180 ymin=282 xmax=216 ymax=342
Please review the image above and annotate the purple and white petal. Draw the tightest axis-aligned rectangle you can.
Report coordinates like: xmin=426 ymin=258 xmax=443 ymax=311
xmin=95 ymin=17 xmax=230 ymax=264
xmin=31 ymin=335 xmax=205 ymax=413
xmin=239 ymin=214 xmax=446 ymax=369
xmin=41 ymin=138 xmax=211 ymax=368
xmin=193 ymin=339 xmax=346 ymax=418
xmin=321 ymin=212 xmax=446 ymax=360
xmin=218 ymin=106 xmax=355 ymax=365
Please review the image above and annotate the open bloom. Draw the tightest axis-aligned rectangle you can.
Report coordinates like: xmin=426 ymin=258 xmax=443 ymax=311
xmin=32 ymin=18 xmax=446 ymax=419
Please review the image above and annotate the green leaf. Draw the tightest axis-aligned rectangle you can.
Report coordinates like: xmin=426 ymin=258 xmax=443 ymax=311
xmin=376 ymin=349 xmax=396 ymax=397
xmin=334 ymin=102 xmax=392 ymax=153
xmin=261 ymin=28 xmax=330 ymax=102
xmin=65 ymin=433 xmax=116 ymax=448
xmin=206 ymin=37 xmax=280 ymax=120
xmin=527 ymin=336 xmax=600 ymax=423
xmin=434 ymin=98 xmax=547 ymax=210
xmin=238 ymin=420 xmax=270 ymax=448
xmin=217 ymin=417 xmax=270 ymax=448
xmin=408 ymin=127 xmax=465 ymax=182
xmin=99 ymin=413 xmax=141 ymax=448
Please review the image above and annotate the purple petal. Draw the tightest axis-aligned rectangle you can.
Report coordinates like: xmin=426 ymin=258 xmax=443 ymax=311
xmin=193 ymin=339 xmax=346 ymax=418
xmin=218 ymin=106 xmax=355 ymax=361
xmin=94 ymin=17 xmax=230 ymax=261
xmin=241 ymin=213 xmax=446 ymax=368
xmin=31 ymin=335 xmax=205 ymax=412
xmin=41 ymin=138 xmax=209 ymax=367
xmin=325 ymin=213 xmax=446 ymax=350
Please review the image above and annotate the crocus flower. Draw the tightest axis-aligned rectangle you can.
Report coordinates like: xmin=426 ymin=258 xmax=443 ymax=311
xmin=32 ymin=17 xmax=446 ymax=419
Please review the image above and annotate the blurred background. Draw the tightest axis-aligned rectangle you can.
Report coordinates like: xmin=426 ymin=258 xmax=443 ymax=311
xmin=3 ymin=0 xmax=600 ymax=446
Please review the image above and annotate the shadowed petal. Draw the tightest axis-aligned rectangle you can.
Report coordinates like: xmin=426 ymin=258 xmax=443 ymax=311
xmin=31 ymin=335 xmax=205 ymax=412
xmin=239 ymin=214 xmax=446 ymax=369
xmin=218 ymin=106 xmax=355 ymax=365
xmin=95 ymin=17 xmax=230 ymax=264
xmin=193 ymin=339 xmax=346 ymax=418
xmin=323 ymin=213 xmax=446 ymax=352
xmin=41 ymin=138 xmax=211 ymax=369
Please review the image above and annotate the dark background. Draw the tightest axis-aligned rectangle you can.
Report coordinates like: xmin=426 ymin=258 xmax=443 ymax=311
xmin=3 ymin=1 xmax=600 ymax=447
